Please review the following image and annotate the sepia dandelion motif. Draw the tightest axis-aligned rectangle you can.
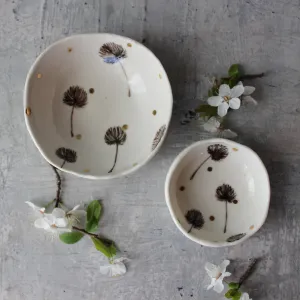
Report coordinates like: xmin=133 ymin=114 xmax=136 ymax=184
xmin=104 ymin=127 xmax=127 ymax=173
xmin=190 ymin=144 xmax=228 ymax=180
xmin=63 ymin=86 xmax=88 ymax=137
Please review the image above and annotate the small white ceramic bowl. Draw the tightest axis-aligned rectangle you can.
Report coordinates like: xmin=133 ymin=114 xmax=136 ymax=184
xmin=24 ymin=33 xmax=172 ymax=179
xmin=165 ymin=139 xmax=270 ymax=247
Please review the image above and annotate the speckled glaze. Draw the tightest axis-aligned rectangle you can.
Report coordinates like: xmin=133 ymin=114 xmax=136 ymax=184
xmin=24 ymin=33 xmax=173 ymax=179
xmin=165 ymin=139 xmax=270 ymax=247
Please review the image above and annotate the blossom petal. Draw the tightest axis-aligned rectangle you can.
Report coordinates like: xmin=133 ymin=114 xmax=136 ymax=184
xmin=240 ymin=293 xmax=251 ymax=300
xmin=219 ymin=129 xmax=238 ymax=139
xmin=69 ymin=205 xmax=81 ymax=212
xmin=207 ymin=96 xmax=223 ymax=107
xmin=229 ymin=98 xmax=241 ymax=109
xmin=70 ymin=210 xmax=87 ymax=218
xmin=203 ymin=117 xmax=220 ymax=133
xmin=100 ymin=265 xmax=113 ymax=276
xmin=43 ymin=213 xmax=56 ymax=225
xmin=207 ymin=278 xmax=216 ymax=290
xmin=217 ymin=102 xmax=229 ymax=117
xmin=55 ymin=217 xmax=69 ymax=228
xmin=218 ymin=84 xmax=231 ymax=97
xmin=111 ymin=262 xmax=127 ymax=277
xmin=243 ymin=86 xmax=255 ymax=96
xmin=230 ymin=85 xmax=244 ymax=98
xmin=205 ymin=262 xmax=219 ymax=278
xmin=219 ymin=260 xmax=230 ymax=273
xmin=113 ymin=257 xmax=127 ymax=263
xmin=25 ymin=201 xmax=45 ymax=213
xmin=223 ymin=272 xmax=232 ymax=278
xmin=243 ymin=96 xmax=257 ymax=106
xmin=34 ymin=218 xmax=50 ymax=229
xmin=52 ymin=208 xmax=66 ymax=219
xmin=213 ymin=279 xmax=224 ymax=293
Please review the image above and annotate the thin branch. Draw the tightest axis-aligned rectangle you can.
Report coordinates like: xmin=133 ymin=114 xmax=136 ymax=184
xmin=51 ymin=164 xmax=62 ymax=208
xmin=239 ymin=73 xmax=264 ymax=80
xmin=72 ymin=226 xmax=99 ymax=238
xmin=238 ymin=258 xmax=258 ymax=288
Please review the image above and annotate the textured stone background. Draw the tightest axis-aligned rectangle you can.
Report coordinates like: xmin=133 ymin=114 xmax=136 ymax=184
xmin=0 ymin=0 xmax=300 ymax=299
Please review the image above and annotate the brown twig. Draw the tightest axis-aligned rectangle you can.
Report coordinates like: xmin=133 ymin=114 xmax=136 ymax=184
xmin=239 ymin=73 xmax=264 ymax=80
xmin=51 ymin=164 xmax=62 ymax=208
xmin=238 ymin=258 xmax=258 ymax=288
xmin=72 ymin=226 xmax=99 ymax=238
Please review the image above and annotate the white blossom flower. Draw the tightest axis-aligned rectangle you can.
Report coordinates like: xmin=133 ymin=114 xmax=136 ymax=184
xmin=205 ymin=260 xmax=231 ymax=293
xmin=208 ymin=84 xmax=244 ymax=117
xmin=25 ymin=201 xmax=45 ymax=215
xmin=66 ymin=205 xmax=86 ymax=226
xmin=203 ymin=117 xmax=237 ymax=138
xmin=100 ymin=257 xmax=127 ymax=277
xmin=238 ymin=81 xmax=257 ymax=105
xmin=34 ymin=208 xmax=71 ymax=234
xmin=240 ymin=292 xmax=252 ymax=300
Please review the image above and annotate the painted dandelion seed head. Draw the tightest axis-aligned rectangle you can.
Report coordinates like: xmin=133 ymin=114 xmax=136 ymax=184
xmin=105 ymin=127 xmax=127 ymax=146
xmin=216 ymin=184 xmax=236 ymax=203
xmin=99 ymin=42 xmax=127 ymax=64
xmin=63 ymin=86 xmax=88 ymax=108
xmin=185 ymin=209 xmax=204 ymax=230
xmin=56 ymin=147 xmax=77 ymax=163
xmin=207 ymin=144 xmax=228 ymax=161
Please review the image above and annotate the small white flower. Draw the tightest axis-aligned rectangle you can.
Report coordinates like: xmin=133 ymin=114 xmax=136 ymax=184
xmin=66 ymin=205 xmax=86 ymax=226
xmin=238 ymin=81 xmax=257 ymax=106
xmin=240 ymin=292 xmax=252 ymax=300
xmin=100 ymin=257 xmax=127 ymax=277
xmin=207 ymin=84 xmax=244 ymax=117
xmin=34 ymin=208 xmax=71 ymax=234
xmin=205 ymin=260 xmax=231 ymax=293
xmin=25 ymin=201 xmax=45 ymax=214
xmin=203 ymin=117 xmax=237 ymax=139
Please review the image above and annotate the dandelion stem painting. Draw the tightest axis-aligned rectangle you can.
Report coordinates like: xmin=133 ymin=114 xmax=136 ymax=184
xmin=55 ymin=147 xmax=77 ymax=168
xmin=99 ymin=42 xmax=131 ymax=97
xmin=105 ymin=127 xmax=127 ymax=173
xmin=190 ymin=144 xmax=228 ymax=180
xmin=63 ymin=86 xmax=88 ymax=137
xmin=216 ymin=184 xmax=237 ymax=233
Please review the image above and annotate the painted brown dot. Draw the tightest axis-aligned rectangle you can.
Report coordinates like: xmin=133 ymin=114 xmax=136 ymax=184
xmin=207 ymin=167 xmax=213 ymax=172
xmin=233 ymin=147 xmax=238 ymax=151
xmin=127 ymin=43 xmax=132 ymax=47
xmin=89 ymin=88 xmax=95 ymax=94
xmin=122 ymin=124 xmax=128 ymax=130
xmin=233 ymin=200 xmax=238 ymax=204
xmin=25 ymin=107 xmax=31 ymax=116
xmin=209 ymin=216 xmax=215 ymax=221
xmin=152 ymin=110 xmax=157 ymax=116
xmin=179 ymin=186 xmax=185 ymax=191
xmin=37 ymin=73 xmax=42 ymax=79
xmin=68 ymin=47 xmax=72 ymax=52
xmin=76 ymin=134 xmax=82 ymax=140
xmin=250 ymin=225 xmax=255 ymax=230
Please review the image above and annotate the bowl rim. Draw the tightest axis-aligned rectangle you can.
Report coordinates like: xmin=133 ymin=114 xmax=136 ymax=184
xmin=165 ymin=138 xmax=271 ymax=247
xmin=24 ymin=33 xmax=173 ymax=180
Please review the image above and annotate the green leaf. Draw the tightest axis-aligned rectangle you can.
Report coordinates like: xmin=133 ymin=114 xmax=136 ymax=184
xmin=86 ymin=200 xmax=102 ymax=232
xmin=221 ymin=77 xmax=230 ymax=85
xmin=228 ymin=64 xmax=240 ymax=77
xmin=195 ymin=105 xmax=218 ymax=118
xmin=228 ymin=282 xmax=239 ymax=289
xmin=59 ymin=232 xmax=84 ymax=244
xmin=91 ymin=237 xmax=116 ymax=258
xmin=225 ymin=289 xmax=241 ymax=299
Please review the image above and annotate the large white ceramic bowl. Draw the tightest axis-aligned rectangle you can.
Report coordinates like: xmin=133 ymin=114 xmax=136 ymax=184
xmin=165 ymin=139 xmax=270 ymax=247
xmin=24 ymin=34 xmax=172 ymax=179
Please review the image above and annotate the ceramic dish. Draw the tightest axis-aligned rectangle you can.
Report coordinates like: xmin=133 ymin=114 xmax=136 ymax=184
xmin=24 ymin=34 xmax=172 ymax=179
xmin=165 ymin=139 xmax=270 ymax=247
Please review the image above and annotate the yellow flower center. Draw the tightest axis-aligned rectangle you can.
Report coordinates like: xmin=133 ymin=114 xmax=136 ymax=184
xmin=51 ymin=224 xmax=57 ymax=228
xmin=215 ymin=272 xmax=222 ymax=280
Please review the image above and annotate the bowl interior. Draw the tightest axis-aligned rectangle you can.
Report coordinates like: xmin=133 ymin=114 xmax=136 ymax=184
xmin=25 ymin=34 xmax=172 ymax=178
xmin=166 ymin=139 xmax=270 ymax=247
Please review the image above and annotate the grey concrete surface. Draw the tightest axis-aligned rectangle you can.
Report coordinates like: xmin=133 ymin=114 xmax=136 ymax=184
xmin=1 ymin=0 xmax=300 ymax=299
